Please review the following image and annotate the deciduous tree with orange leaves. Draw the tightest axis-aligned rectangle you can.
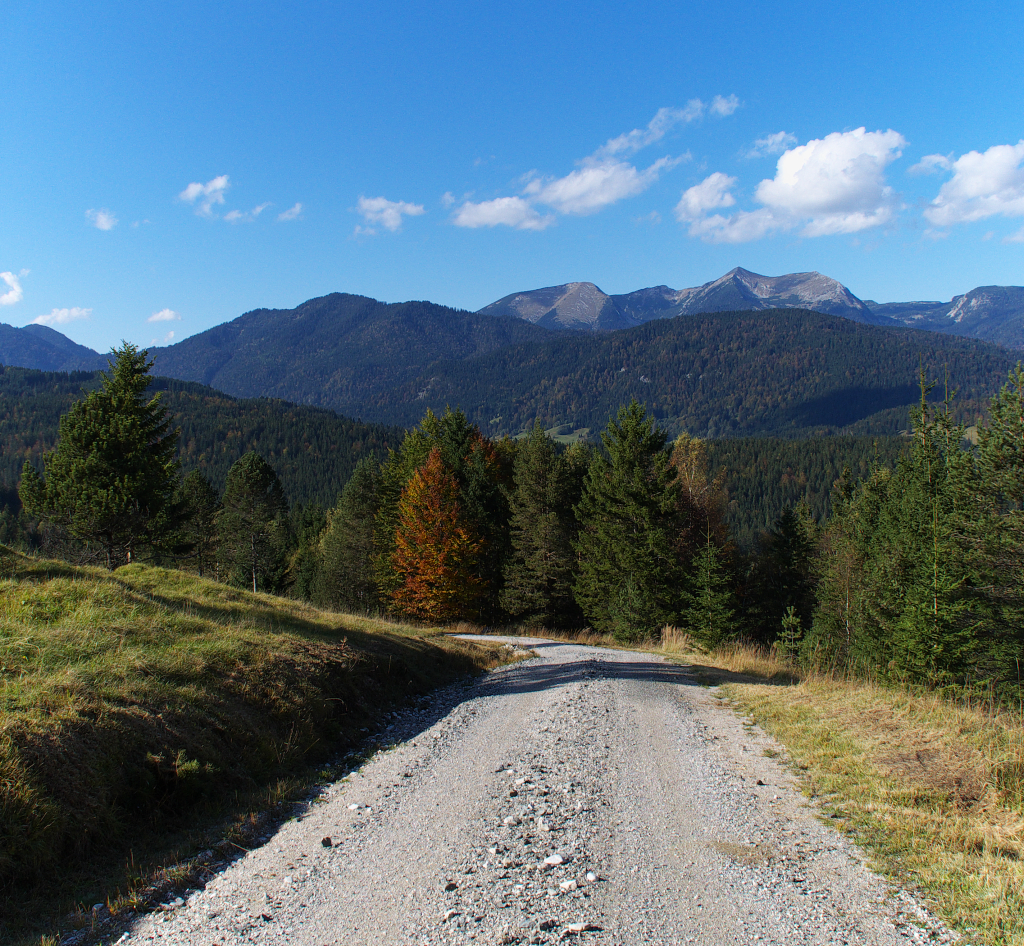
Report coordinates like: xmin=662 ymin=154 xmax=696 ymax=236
xmin=390 ymin=447 xmax=483 ymax=622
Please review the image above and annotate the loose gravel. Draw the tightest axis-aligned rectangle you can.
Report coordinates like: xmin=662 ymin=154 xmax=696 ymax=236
xmin=114 ymin=638 xmax=958 ymax=946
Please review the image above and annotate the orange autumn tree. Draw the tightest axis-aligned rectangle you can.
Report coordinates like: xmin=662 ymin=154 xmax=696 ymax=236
xmin=390 ymin=447 xmax=484 ymax=622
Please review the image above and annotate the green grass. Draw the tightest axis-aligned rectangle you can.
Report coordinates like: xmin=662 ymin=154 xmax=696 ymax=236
xmin=0 ymin=546 xmax=508 ymax=943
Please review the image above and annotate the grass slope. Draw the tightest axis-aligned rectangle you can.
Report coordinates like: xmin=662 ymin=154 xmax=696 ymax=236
xmin=0 ymin=547 xmax=505 ymax=940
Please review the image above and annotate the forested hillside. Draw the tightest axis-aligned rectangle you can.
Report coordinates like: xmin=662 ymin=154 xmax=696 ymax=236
xmin=147 ymin=293 xmax=549 ymax=407
xmin=707 ymin=436 xmax=908 ymax=547
xmin=0 ymin=365 xmax=403 ymax=507
xmin=362 ymin=309 xmax=1012 ymax=437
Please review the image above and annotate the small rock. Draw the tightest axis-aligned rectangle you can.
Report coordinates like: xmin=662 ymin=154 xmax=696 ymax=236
xmin=348 ymin=803 xmax=360 ymax=810
xmin=445 ymin=881 xmax=458 ymax=892
xmin=563 ymin=922 xmax=598 ymax=934
xmin=543 ymin=854 xmax=565 ymax=868
xmin=443 ymin=909 xmax=459 ymax=921
xmin=559 ymin=880 xmax=578 ymax=892
xmin=585 ymin=871 xmax=597 ymax=883
xmin=321 ymin=836 xmax=333 ymax=848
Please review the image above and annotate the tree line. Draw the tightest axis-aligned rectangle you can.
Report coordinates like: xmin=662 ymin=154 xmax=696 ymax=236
xmin=14 ymin=345 xmax=1024 ymax=700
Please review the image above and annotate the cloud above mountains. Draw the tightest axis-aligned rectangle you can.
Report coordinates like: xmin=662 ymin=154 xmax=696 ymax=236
xmin=451 ymin=101 xmax=737 ymax=231
xmin=1 ymin=272 xmax=25 ymax=306
xmin=677 ymin=127 xmax=906 ymax=242
xmin=32 ymin=307 xmax=91 ymax=326
xmin=354 ymin=196 xmax=426 ymax=235
xmin=919 ymin=141 xmax=1024 ymax=234
xmin=179 ymin=175 xmax=230 ymax=217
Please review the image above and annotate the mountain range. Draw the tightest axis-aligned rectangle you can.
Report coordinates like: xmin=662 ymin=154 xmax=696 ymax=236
xmin=1 ymin=268 xmax=1020 ymax=440
xmin=479 ymin=267 xmax=1024 ymax=344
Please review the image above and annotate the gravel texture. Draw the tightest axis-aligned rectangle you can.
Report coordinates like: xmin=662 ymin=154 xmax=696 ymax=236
xmin=115 ymin=638 xmax=957 ymax=946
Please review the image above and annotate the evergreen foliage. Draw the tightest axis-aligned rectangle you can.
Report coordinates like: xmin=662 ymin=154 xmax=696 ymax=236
xmin=217 ymin=451 xmax=291 ymax=593
xmin=680 ymin=525 xmax=736 ymax=649
xmin=500 ymin=424 xmax=587 ymax=626
xmin=574 ymin=401 xmax=681 ymax=640
xmin=174 ymin=470 xmax=221 ymax=576
xmin=19 ymin=344 xmax=180 ymax=568
xmin=315 ymin=458 xmax=381 ymax=613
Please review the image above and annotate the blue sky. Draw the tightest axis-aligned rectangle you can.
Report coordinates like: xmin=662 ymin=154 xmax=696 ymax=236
xmin=2 ymin=0 xmax=1023 ymax=352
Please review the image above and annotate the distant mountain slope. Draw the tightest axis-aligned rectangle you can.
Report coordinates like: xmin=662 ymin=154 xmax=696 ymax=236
xmin=866 ymin=285 xmax=1024 ymax=348
xmin=0 ymin=365 xmax=402 ymax=507
xmin=360 ymin=308 xmax=1013 ymax=438
xmin=148 ymin=292 xmax=550 ymax=411
xmin=0 ymin=323 xmax=107 ymax=372
xmin=480 ymin=268 xmax=883 ymax=332
xmin=477 ymin=282 xmax=638 ymax=332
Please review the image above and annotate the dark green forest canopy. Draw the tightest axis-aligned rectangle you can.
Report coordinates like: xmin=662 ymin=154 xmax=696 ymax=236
xmin=357 ymin=309 xmax=1013 ymax=437
xmin=0 ymin=366 xmax=403 ymax=507
xmin=706 ymin=435 xmax=909 ymax=547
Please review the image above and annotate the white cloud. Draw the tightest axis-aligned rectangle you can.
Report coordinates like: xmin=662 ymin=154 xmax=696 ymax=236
xmin=597 ymin=103 xmax=705 ymax=157
xmin=1004 ymin=226 xmax=1024 ymax=244
xmin=452 ymin=197 xmax=554 ymax=230
xmin=923 ymin=141 xmax=1024 ymax=227
xmin=710 ymin=94 xmax=740 ymax=117
xmin=441 ymin=191 xmax=456 ymax=208
xmin=224 ymin=203 xmax=270 ymax=224
xmin=745 ymin=131 xmax=797 ymax=158
xmin=86 ymin=208 xmax=118 ymax=230
xmin=679 ymin=127 xmax=906 ymax=242
xmin=179 ymin=175 xmax=230 ymax=217
xmin=0 ymin=272 xmax=24 ymax=306
xmin=908 ymin=153 xmax=953 ymax=175
xmin=148 ymin=308 xmax=180 ymax=323
xmin=277 ymin=202 xmax=303 ymax=221
xmin=675 ymin=171 xmax=737 ymax=221
xmin=526 ymin=155 xmax=679 ymax=216
xmin=32 ymin=307 xmax=91 ymax=326
xmin=354 ymin=196 xmax=425 ymax=234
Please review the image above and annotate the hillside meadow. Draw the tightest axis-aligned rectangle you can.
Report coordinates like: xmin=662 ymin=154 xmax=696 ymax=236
xmin=0 ymin=546 xmax=508 ymax=942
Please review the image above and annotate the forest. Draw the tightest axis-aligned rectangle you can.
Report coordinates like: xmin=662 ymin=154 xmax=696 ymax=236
xmin=12 ymin=344 xmax=1024 ymax=700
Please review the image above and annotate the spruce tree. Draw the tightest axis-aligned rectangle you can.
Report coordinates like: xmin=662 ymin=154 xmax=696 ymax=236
xmin=680 ymin=525 xmax=735 ymax=649
xmin=217 ymin=451 xmax=291 ymax=593
xmin=317 ymin=458 xmax=381 ymax=612
xmin=573 ymin=401 xmax=681 ymax=641
xmin=19 ymin=343 xmax=179 ymax=568
xmin=175 ymin=470 xmax=220 ymax=576
xmin=500 ymin=423 xmax=584 ymax=627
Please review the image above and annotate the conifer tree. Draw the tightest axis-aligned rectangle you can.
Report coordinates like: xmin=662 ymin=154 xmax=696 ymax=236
xmin=390 ymin=448 xmax=483 ymax=622
xmin=217 ymin=451 xmax=291 ymax=593
xmin=317 ymin=458 xmax=381 ymax=612
xmin=500 ymin=423 xmax=584 ymax=626
xmin=19 ymin=343 xmax=179 ymax=568
xmin=175 ymin=470 xmax=220 ymax=576
xmin=573 ymin=401 xmax=681 ymax=640
xmin=680 ymin=524 xmax=735 ymax=649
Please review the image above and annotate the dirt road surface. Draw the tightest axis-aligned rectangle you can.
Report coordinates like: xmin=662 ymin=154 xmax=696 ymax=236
xmin=121 ymin=638 xmax=954 ymax=946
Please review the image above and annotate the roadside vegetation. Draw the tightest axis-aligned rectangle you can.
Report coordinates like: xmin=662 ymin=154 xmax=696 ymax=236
xmin=0 ymin=547 xmax=507 ymax=943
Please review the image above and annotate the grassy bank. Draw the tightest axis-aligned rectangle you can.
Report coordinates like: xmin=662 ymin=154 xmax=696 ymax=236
xmin=0 ymin=547 xmax=507 ymax=942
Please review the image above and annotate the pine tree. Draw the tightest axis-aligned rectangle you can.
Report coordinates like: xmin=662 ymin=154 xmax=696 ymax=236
xmin=500 ymin=423 xmax=584 ymax=626
xmin=680 ymin=525 xmax=735 ymax=649
xmin=317 ymin=458 xmax=381 ymax=613
xmin=390 ymin=448 xmax=483 ymax=622
xmin=573 ymin=401 xmax=681 ymax=641
xmin=217 ymin=451 xmax=291 ymax=593
xmin=19 ymin=343 xmax=179 ymax=568
xmin=175 ymin=470 xmax=220 ymax=576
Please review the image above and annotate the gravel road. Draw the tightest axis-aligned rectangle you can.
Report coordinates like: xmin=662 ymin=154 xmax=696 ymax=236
xmin=121 ymin=638 xmax=955 ymax=946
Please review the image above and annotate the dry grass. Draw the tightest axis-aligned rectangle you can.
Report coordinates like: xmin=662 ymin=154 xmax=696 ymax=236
xmin=0 ymin=548 xmax=510 ymax=944
xmin=659 ymin=633 xmax=1024 ymax=946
